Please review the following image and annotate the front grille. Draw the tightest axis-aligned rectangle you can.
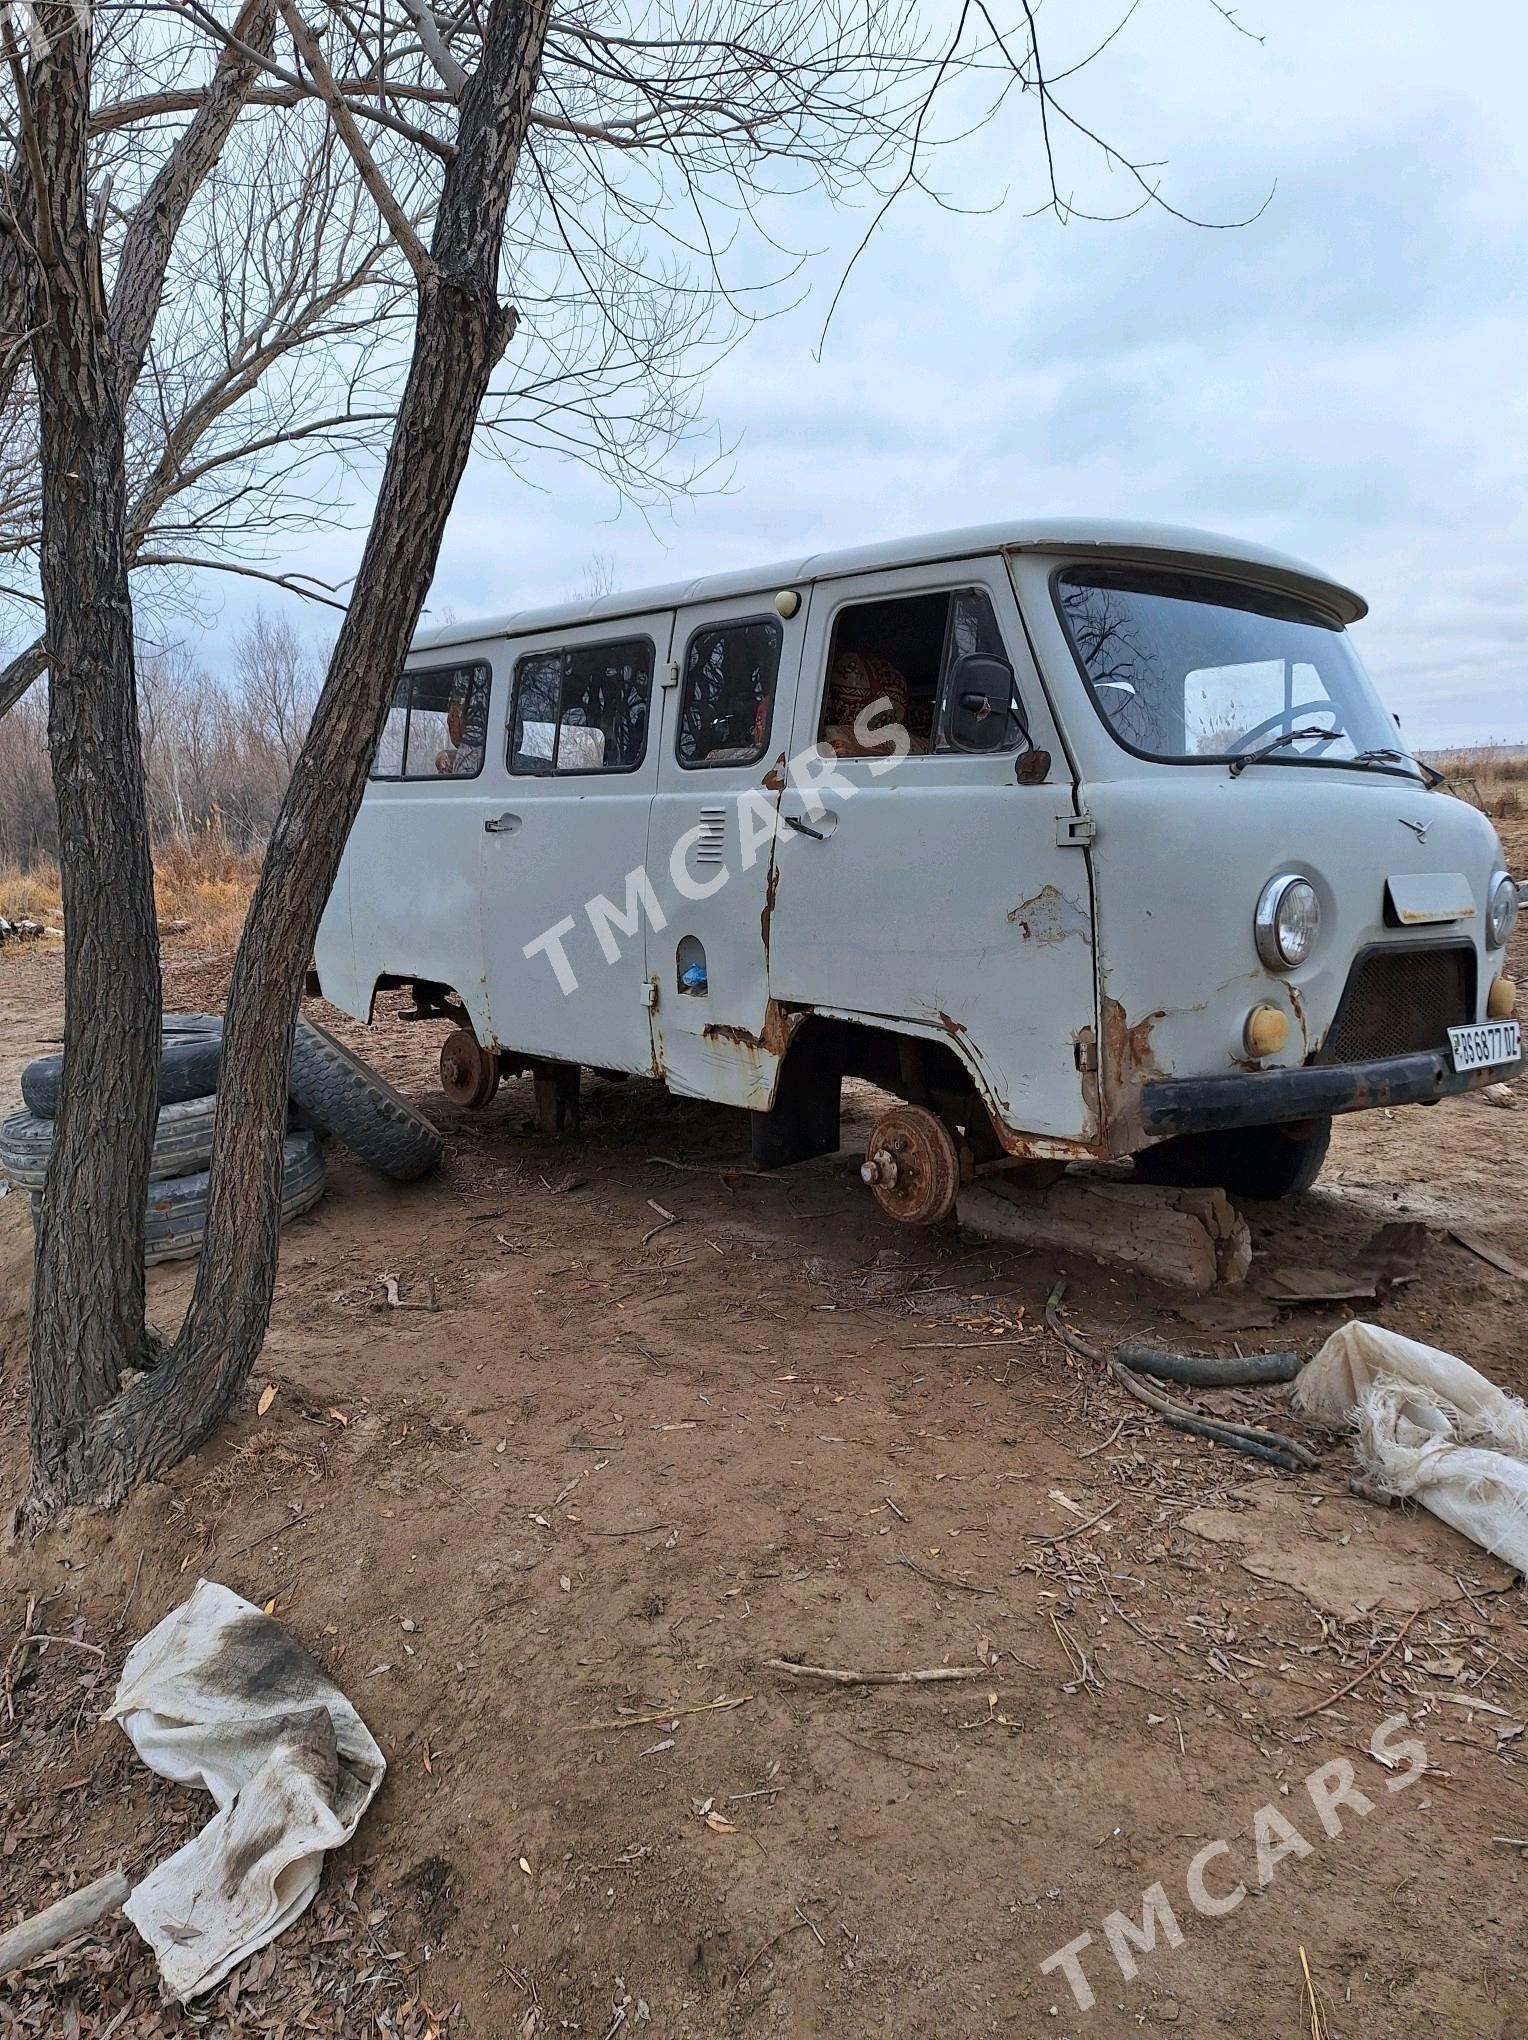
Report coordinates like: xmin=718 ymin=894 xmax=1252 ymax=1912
xmin=1318 ymin=944 xmax=1474 ymax=1064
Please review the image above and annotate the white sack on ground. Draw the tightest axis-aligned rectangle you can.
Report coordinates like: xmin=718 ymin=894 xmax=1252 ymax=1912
xmin=106 ymin=1578 xmax=385 ymax=2001
xmin=1294 ymin=1321 xmax=1528 ymax=1575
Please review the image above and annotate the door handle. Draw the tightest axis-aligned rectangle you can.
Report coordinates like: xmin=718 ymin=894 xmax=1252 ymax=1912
xmin=484 ymin=812 xmax=521 ymax=835
xmin=783 ymin=814 xmax=826 ymax=842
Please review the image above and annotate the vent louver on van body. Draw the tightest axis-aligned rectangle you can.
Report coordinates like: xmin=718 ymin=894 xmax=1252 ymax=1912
xmin=695 ymin=807 xmax=727 ymax=864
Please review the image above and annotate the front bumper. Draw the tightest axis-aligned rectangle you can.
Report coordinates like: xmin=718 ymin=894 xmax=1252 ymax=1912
xmin=1140 ymin=1048 xmax=1524 ymax=1138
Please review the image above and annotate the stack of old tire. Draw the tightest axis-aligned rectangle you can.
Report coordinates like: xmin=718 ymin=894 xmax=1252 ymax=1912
xmin=0 ymin=1016 xmax=442 ymax=1264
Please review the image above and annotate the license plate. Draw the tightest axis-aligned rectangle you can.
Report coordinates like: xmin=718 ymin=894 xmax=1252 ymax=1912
xmin=1448 ymin=1020 xmax=1522 ymax=1072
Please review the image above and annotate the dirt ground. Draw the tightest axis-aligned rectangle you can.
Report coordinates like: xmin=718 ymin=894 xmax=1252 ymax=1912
xmin=2 ymin=821 xmax=1526 ymax=2038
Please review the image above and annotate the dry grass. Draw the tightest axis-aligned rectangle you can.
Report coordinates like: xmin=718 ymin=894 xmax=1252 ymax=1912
xmin=1432 ymin=744 xmax=1528 ymax=823
xmin=152 ymin=831 xmax=260 ymax=945
xmin=0 ymin=831 xmax=259 ymax=951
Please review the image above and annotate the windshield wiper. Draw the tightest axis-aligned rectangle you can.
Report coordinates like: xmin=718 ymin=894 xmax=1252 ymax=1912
xmin=1228 ymin=725 xmax=1345 ymax=777
xmin=1351 ymin=746 xmax=1443 ymax=786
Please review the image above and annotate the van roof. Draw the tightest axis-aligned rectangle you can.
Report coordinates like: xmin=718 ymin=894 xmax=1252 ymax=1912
xmin=411 ymin=517 xmax=1367 ymax=653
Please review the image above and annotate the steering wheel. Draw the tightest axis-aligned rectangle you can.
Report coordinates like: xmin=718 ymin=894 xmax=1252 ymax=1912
xmin=1227 ymin=703 xmax=1343 ymax=756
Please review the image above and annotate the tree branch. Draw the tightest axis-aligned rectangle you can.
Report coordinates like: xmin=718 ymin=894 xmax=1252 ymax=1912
xmin=397 ymin=0 xmax=468 ymax=97
xmin=111 ymin=0 xmax=281 ymax=400
xmin=278 ymin=0 xmax=436 ymax=285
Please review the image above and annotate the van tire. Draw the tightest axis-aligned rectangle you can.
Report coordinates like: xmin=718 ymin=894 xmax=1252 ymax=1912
xmin=25 ymin=1130 xmax=325 ymax=1265
xmin=21 ymin=1014 xmax=223 ymax=1118
xmin=140 ymin=1130 xmax=326 ymax=1264
xmin=1 ymin=1094 xmax=219 ymax=1192
xmin=289 ymin=1017 xmax=443 ymax=1181
xmin=1132 ymin=1117 xmax=1332 ymax=1201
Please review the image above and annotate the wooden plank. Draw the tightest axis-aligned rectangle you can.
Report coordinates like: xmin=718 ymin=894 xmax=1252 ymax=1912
xmin=960 ymin=1176 xmax=1251 ymax=1292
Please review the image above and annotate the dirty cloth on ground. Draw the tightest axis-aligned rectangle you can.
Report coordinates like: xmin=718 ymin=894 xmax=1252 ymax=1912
xmin=1294 ymin=1321 xmax=1528 ymax=1574
xmin=106 ymin=1578 xmax=385 ymax=2000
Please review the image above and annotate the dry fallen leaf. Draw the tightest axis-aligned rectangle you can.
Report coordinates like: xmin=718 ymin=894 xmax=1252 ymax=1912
xmin=422 ymin=1743 xmax=433 ymax=1775
xmin=519 ymin=1856 xmax=532 ymax=1875
xmin=257 ymin=1383 xmax=277 ymax=1417
xmin=702 ymin=1810 xmax=737 ymax=1835
xmin=262 ymin=1597 xmax=277 ymax=1616
xmin=327 ymin=1408 xmax=348 ymax=1426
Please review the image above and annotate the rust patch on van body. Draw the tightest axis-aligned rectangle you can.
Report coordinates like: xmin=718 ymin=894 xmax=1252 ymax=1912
xmin=1007 ymin=884 xmax=1089 ymax=945
xmin=937 ymin=1010 xmax=968 ymax=1038
xmin=762 ymin=754 xmax=788 ymax=793
xmin=1287 ymin=983 xmax=1309 ymax=1057
xmin=986 ymin=1119 xmax=1108 ymax=1164
xmin=760 ymin=857 xmax=779 ymax=953
xmin=1100 ymin=996 xmax=1164 ymax=1149
xmin=701 ymin=999 xmax=797 ymax=1059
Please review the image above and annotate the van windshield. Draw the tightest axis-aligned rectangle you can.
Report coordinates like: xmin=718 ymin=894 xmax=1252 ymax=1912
xmin=1055 ymin=567 xmax=1417 ymax=774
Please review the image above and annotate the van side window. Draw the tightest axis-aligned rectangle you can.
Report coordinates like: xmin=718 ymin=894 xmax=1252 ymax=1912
xmin=817 ymin=587 xmax=1027 ymax=756
xmin=371 ymin=661 xmax=492 ymax=781
xmin=678 ymin=618 xmax=782 ymax=767
xmin=510 ymin=637 xmax=653 ymax=775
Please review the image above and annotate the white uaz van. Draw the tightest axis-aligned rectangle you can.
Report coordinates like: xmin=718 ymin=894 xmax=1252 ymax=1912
xmin=314 ymin=521 xmax=1521 ymax=1225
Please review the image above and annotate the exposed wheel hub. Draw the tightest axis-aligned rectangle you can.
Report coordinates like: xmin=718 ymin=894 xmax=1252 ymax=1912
xmin=860 ymin=1104 xmax=960 ymax=1226
xmin=439 ymin=1026 xmax=500 ymax=1109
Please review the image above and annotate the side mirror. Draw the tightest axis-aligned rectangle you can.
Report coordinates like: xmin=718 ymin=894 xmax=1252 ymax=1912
xmin=946 ymin=652 xmax=1026 ymax=754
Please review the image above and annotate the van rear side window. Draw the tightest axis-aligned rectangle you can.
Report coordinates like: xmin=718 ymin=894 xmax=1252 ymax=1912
xmin=678 ymin=618 xmax=783 ymax=767
xmin=510 ymin=636 xmax=654 ymax=776
xmin=371 ymin=661 xmax=492 ymax=781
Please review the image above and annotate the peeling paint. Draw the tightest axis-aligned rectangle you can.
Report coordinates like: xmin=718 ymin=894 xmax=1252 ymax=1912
xmin=762 ymin=754 xmax=787 ymax=794
xmin=987 ymin=1117 xmax=1109 ymax=1164
xmin=1102 ymin=997 xmax=1164 ymax=1085
xmin=1286 ymin=983 xmax=1309 ymax=1057
xmin=701 ymin=998 xmax=797 ymax=1060
xmin=1007 ymin=884 xmax=1089 ymax=945
xmin=1099 ymin=995 xmax=1165 ymax=1148
xmin=937 ymin=1010 xmax=968 ymax=1038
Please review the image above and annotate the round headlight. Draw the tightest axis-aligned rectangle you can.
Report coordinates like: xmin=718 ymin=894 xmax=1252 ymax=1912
xmin=1255 ymin=874 xmax=1320 ymax=970
xmin=1487 ymin=872 xmax=1519 ymax=950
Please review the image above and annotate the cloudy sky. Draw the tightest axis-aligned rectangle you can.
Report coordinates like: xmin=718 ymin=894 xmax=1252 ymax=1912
xmin=203 ymin=0 xmax=1526 ymax=747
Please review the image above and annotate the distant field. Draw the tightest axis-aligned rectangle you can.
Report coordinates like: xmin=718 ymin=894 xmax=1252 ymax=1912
xmin=1426 ymin=744 xmax=1528 ymax=823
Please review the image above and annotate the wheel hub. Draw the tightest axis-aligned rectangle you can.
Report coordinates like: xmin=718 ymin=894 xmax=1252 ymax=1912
xmin=439 ymin=1026 xmax=500 ymax=1109
xmin=860 ymin=1105 xmax=960 ymax=1226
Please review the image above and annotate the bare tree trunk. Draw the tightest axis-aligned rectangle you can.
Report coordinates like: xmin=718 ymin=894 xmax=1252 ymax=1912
xmin=20 ymin=13 xmax=162 ymax=1515
xmin=27 ymin=0 xmax=553 ymax=1510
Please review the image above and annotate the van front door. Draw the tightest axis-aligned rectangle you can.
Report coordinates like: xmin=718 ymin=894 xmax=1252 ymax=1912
xmin=481 ymin=612 xmax=673 ymax=1071
xmin=765 ymin=557 xmax=1099 ymax=1145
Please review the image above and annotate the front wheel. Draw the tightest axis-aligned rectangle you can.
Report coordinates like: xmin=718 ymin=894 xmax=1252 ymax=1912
xmin=1132 ymin=1117 xmax=1332 ymax=1201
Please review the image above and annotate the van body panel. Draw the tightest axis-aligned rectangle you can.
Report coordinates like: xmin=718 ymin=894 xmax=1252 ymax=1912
xmin=316 ymin=632 xmax=500 ymax=1037
xmin=1077 ymin=767 xmax=1504 ymax=1147
xmin=643 ymin=593 xmax=808 ymax=1106
xmin=479 ymin=608 xmax=675 ymax=1069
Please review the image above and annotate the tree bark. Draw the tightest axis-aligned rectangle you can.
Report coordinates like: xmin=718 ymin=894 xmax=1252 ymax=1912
xmin=0 ymin=3 xmax=278 ymax=731
xmin=20 ymin=10 xmax=163 ymax=1516
xmin=30 ymin=0 xmax=554 ymax=1509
